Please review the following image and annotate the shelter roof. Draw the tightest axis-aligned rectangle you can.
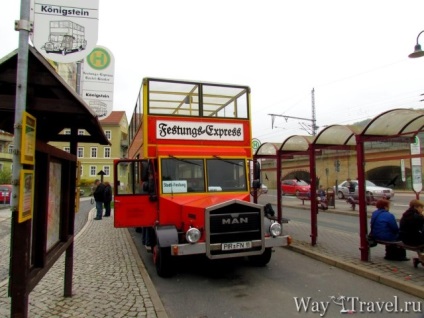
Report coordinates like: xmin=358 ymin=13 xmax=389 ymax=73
xmin=361 ymin=108 xmax=424 ymax=137
xmin=313 ymin=124 xmax=361 ymax=147
xmin=0 ymin=46 xmax=109 ymax=145
xmin=255 ymin=109 xmax=424 ymax=156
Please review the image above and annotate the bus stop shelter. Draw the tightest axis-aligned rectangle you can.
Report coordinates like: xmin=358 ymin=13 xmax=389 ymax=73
xmin=0 ymin=46 xmax=109 ymax=316
xmin=254 ymin=108 xmax=424 ymax=262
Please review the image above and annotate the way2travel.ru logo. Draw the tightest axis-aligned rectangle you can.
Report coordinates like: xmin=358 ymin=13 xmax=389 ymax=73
xmin=293 ymin=296 xmax=422 ymax=316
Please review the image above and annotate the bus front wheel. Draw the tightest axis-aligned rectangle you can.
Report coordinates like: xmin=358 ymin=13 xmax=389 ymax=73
xmin=153 ymin=243 xmax=175 ymax=277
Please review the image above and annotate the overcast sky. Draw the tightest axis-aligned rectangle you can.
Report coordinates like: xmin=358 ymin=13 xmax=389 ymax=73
xmin=2 ymin=1 xmax=424 ymax=143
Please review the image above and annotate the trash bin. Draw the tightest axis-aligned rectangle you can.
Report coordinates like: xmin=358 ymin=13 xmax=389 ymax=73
xmin=326 ymin=189 xmax=335 ymax=208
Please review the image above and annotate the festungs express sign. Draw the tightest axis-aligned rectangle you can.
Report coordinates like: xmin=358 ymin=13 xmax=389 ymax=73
xmin=32 ymin=0 xmax=99 ymax=63
xmin=156 ymin=120 xmax=244 ymax=141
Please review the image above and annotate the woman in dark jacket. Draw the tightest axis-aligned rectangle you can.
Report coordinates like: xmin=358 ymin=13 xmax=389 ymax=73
xmin=399 ymin=199 xmax=424 ymax=267
xmin=399 ymin=199 xmax=424 ymax=246
xmin=370 ymin=199 xmax=407 ymax=261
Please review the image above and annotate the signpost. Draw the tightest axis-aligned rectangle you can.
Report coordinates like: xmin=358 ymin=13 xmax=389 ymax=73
xmin=32 ymin=0 xmax=99 ymax=63
xmin=410 ymin=136 xmax=422 ymax=199
xmin=81 ymin=46 xmax=115 ymax=118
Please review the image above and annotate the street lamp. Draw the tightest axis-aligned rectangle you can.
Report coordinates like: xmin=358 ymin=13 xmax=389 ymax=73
xmin=408 ymin=30 xmax=424 ymax=58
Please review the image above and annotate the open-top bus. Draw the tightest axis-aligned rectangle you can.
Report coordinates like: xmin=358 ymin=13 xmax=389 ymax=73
xmin=113 ymin=78 xmax=290 ymax=277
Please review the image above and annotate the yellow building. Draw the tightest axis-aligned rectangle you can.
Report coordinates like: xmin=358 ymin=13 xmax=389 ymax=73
xmin=50 ymin=111 xmax=128 ymax=189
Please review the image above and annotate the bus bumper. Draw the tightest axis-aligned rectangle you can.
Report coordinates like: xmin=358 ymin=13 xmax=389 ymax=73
xmin=170 ymin=235 xmax=290 ymax=256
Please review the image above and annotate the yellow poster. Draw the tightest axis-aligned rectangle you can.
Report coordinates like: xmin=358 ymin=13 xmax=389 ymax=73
xmin=21 ymin=112 xmax=36 ymax=165
xmin=18 ymin=169 xmax=34 ymax=223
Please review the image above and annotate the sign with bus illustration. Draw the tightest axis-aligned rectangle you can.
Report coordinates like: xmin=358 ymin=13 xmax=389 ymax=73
xmin=81 ymin=46 xmax=115 ymax=119
xmin=32 ymin=0 xmax=99 ymax=63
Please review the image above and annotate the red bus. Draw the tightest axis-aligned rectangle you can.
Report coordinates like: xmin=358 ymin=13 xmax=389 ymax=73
xmin=113 ymin=78 xmax=290 ymax=277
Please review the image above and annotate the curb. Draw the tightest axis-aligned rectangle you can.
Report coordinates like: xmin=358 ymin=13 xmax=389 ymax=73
xmin=286 ymin=245 xmax=424 ymax=299
xmin=125 ymin=229 xmax=169 ymax=318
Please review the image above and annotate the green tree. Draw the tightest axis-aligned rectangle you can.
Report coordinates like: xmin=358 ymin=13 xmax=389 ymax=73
xmin=0 ymin=167 xmax=12 ymax=184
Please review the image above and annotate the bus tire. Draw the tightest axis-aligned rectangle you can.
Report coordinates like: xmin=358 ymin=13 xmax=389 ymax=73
xmin=153 ymin=243 xmax=175 ymax=277
xmin=248 ymin=248 xmax=272 ymax=266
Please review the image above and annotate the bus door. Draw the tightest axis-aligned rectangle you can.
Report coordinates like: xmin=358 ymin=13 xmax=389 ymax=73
xmin=113 ymin=159 xmax=158 ymax=228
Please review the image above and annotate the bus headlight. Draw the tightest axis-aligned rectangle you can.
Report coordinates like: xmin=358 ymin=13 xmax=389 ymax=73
xmin=186 ymin=227 xmax=201 ymax=243
xmin=270 ymin=222 xmax=282 ymax=237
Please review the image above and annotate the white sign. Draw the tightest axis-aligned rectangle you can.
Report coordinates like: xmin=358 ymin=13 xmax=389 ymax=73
xmin=410 ymin=136 xmax=422 ymax=193
xmin=81 ymin=46 xmax=115 ymax=118
xmin=32 ymin=0 xmax=99 ymax=63
xmin=162 ymin=180 xmax=187 ymax=194
xmin=156 ymin=120 xmax=244 ymax=141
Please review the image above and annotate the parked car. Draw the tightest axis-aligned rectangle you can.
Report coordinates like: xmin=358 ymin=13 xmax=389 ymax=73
xmin=80 ymin=189 xmax=85 ymax=196
xmin=334 ymin=180 xmax=394 ymax=200
xmin=0 ymin=184 xmax=12 ymax=204
xmin=281 ymin=179 xmax=310 ymax=196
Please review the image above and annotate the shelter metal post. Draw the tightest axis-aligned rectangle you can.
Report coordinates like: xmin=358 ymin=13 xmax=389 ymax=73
xmin=277 ymin=151 xmax=282 ymax=223
xmin=309 ymin=146 xmax=318 ymax=245
xmin=355 ymin=135 xmax=369 ymax=261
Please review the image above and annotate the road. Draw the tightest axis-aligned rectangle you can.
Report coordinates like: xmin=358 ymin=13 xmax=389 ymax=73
xmin=130 ymin=205 xmax=423 ymax=318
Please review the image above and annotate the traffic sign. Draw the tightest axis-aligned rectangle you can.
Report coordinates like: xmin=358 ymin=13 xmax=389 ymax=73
xmin=252 ymin=138 xmax=261 ymax=153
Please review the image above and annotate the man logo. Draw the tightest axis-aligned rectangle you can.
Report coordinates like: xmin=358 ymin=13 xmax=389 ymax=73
xmin=222 ymin=217 xmax=248 ymax=225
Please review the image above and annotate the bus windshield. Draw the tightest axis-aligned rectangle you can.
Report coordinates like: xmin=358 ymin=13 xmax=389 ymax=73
xmin=160 ymin=157 xmax=247 ymax=193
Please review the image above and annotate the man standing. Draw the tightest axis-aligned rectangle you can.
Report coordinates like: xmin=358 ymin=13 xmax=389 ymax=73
xmin=103 ymin=181 xmax=112 ymax=217
xmin=93 ymin=179 xmax=105 ymax=220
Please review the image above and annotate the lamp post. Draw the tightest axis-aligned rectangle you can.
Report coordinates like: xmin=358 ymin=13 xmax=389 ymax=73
xmin=408 ymin=30 xmax=424 ymax=58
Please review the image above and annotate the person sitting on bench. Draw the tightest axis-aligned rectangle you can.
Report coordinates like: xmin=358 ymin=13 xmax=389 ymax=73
xmin=370 ymin=199 xmax=408 ymax=261
xmin=399 ymin=199 xmax=424 ymax=267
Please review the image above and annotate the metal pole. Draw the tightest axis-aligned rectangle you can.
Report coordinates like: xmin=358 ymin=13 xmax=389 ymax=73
xmin=10 ymin=0 xmax=32 ymax=316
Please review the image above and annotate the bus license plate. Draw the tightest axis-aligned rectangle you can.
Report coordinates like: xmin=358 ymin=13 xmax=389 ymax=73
xmin=222 ymin=241 xmax=252 ymax=251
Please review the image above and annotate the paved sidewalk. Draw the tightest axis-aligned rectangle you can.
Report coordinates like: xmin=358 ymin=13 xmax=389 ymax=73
xmin=0 ymin=195 xmax=423 ymax=317
xmin=275 ymin=197 xmax=424 ymax=299
xmin=0 ymin=208 xmax=168 ymax=318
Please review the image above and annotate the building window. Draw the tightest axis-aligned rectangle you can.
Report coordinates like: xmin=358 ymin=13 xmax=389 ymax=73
xmin=78 ymin=129 xmax=85 ymax=135
xmin=80 ymin=165 xmax=83 ymax=176
xmin=105 ymin=130 xmax=112 ymax=140
xmin=104 ymin=147 xmax=111 ymax=158
xmin=103 ymin=166 xmax=110 ymax=176
xmin=0 ymin=145 xmax=3 ymax=152
xmin=64 ymin=129 xmax=71 ymax=135
xmin=78 ymin=147 xmax=84 ymax=158
xmin=8 ymin=145 xmax=13 ymax=154
xmin=90 ymin=147 xmax=98 ymax=158
xmin=64 ymin=147 xmax=70 ymax=153
xmin=90 ymin=166 xmax=96 ymax=176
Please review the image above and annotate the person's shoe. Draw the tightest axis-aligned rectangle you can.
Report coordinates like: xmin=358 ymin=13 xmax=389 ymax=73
xmin=413 ymin=258 xmax=421 ymax=268
xmin=145 ymin=245 xmax=152 ymax=253
xmin=93 ymin=217 xmax=102 ymax=220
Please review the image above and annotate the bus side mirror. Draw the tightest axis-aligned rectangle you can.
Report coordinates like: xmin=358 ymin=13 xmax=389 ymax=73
xmin=252 ymin=179 xmax=261 ymax=189
xmin=253 ymin=161 xmax=261 ymax=182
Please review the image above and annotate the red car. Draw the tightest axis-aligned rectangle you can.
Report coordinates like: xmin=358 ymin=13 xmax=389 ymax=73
xmin=0 ymin=184 xmax=12 ymax=204
xmin=281 ymin=179 xmax=310 ymax=196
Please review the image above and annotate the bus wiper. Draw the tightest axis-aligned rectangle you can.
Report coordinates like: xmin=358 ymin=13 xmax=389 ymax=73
xmin=213 ymin=155 xmax=243 ymax=167
xmin=169 ymin=155 xmax=202 ymax=166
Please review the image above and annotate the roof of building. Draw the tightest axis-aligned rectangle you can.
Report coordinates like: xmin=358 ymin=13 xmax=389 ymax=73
xmin=0 ymin=46 xmax=109 ymax=145
xmin=100 ymin=111 xmax=126 ymax=125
